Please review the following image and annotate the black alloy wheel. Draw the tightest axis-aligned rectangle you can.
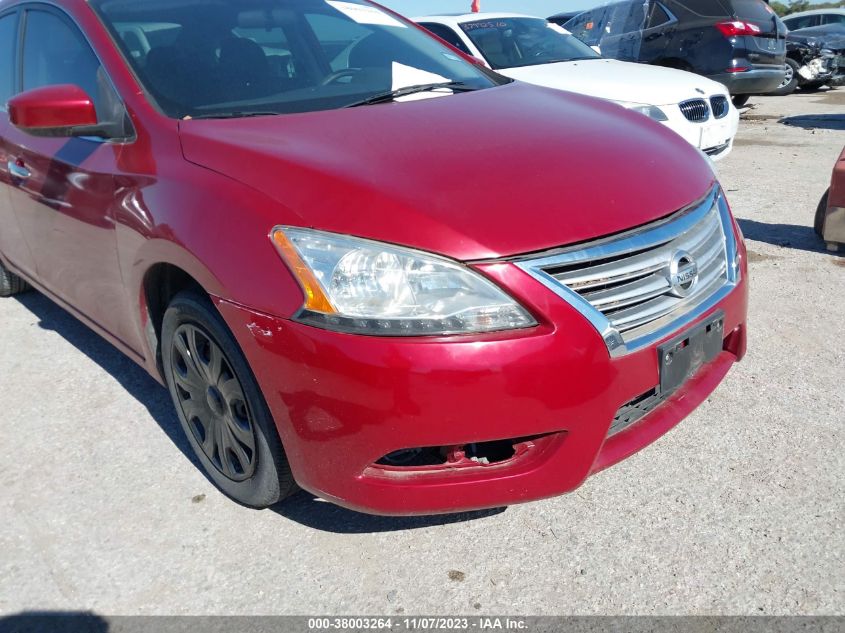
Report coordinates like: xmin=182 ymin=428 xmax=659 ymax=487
xmin=170 ymin=323 xmax=257 ymax=481
xmin=162 ymin=291 xmax=296 ymax=508
xmin=769 ymin=58 xmax=799 ymax=96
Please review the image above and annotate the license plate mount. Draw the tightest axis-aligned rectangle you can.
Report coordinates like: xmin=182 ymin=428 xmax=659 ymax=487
xmin=700 ymin=122 xmax=730 ymax=150
xmin=658 ymin=311 xmax=725 ymax=395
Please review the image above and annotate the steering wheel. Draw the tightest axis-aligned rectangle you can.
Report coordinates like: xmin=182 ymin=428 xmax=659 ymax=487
xmin=321 ymin=68 xmax=363 ymax=86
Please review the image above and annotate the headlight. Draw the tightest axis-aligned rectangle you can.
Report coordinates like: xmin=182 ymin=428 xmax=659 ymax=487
xmin=613 ymin=101 xmax=669 ymax=122
xmin=270 ymin=227 xmax=537 ymax=336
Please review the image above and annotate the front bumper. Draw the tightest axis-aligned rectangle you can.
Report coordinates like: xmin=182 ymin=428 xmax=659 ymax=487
xmin=214 ymin=226 xmax=748 ymax=516
xmin=659 ymin=98 xmax=739 ymax=162
xmin=709 ymin=67 xmax=785 ymax=95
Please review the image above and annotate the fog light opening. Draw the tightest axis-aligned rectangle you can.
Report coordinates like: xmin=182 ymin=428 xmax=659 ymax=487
xmin=375 ymin=434 xmax=556 ymax=470
xmin=377 ymin=447 xmax=447 ymax=467
xmin=460 ymin=440 xmax=516 ymax=465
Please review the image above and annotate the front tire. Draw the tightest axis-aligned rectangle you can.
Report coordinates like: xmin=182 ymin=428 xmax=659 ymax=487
xmin=162 ymin=291 xmax=296 ymax=508
xmin=814 ymin=189 xmax=829 ymax=239
xmin=0 ymin=260 xmax=30 ymax=297
xmin=798 ymin=80 xmax=826 ymax=92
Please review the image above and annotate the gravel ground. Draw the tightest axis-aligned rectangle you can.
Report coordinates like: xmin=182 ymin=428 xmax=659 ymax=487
xmin=0 ymin=91 xmax=843 ymax=617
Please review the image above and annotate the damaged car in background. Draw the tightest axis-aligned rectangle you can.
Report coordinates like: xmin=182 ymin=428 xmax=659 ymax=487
xmin=770 ymin=23 xmax=845 ymax=95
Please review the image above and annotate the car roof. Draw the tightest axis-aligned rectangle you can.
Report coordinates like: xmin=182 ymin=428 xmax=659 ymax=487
xmin=549 ymin=11 xmax=584 ymax=20
xmin=412 ymin=12 xmax=541 ymax=25
xmin=783 ymin=8 xmax=845 ymax=19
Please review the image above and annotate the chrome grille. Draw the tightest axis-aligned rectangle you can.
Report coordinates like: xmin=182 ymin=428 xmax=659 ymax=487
xmin=515 ymin=188 xmax=740 ymax=357
xmin=679 ymin=98 xmax=710 ymax=122
xmin=710 ymin=95 xmax=729 ymax=119
xmin=551 ymin=207 xmax=726 ymax=333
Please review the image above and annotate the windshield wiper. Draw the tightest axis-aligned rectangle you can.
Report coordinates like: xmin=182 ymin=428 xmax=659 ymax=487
xmin=184 ymin=111 xmax=281 ymax=120
xmin=533 ymin=57 xmax=599 ymax=65
xmin=344 ymin=82 xmax=479 ymax=108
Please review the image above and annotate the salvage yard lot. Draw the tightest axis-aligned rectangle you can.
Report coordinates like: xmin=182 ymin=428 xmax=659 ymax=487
xmin=0 ymin=91 xmax=843 ymax=616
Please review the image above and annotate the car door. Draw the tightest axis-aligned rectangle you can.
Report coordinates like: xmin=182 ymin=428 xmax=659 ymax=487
xmin=590 ymin=0 xmax=649 ymax=61
xmin=637 ymin=2 xmax=677 ymax=62
xmin=0 ymin=8 xmax=38 ymax=279
xmin=3 ymin=6 xmax=137 ymax=349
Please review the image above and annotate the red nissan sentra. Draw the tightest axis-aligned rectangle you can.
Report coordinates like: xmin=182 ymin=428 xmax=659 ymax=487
xmin=0 ymin=0 xmax=747 ymax=515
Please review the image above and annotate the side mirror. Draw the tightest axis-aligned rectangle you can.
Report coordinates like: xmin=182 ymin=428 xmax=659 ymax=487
xmin=8 ymin=84 xmax=113 ymax=138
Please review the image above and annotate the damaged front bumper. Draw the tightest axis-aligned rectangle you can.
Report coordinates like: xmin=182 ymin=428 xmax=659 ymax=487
xmin=797 ymin=51 xmax=840 ymax=84
xmin=788 ymin=34 xmax=845 ymax=86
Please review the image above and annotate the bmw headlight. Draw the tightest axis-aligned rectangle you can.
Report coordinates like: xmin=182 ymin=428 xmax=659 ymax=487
xmin=271 ymin=227 xmax=537 ymax=336
xmin=613 ymin=101 xmax=669 ymax=122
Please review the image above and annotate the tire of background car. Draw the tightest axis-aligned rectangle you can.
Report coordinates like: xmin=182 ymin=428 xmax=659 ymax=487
xmin=0 ymin=260 xmax=30 ymax=297
xmin=731 ymin=94 xmax=751 ymax=108
xmin=768 ymin=58 xmax=799 ymax=96
xmin=162 ymin=291 xmax=297 ymax=508
xmin=814 ymin=189 xmax=829 ymax=239
xmin=798 ymin=80 xmax=827 ymax=92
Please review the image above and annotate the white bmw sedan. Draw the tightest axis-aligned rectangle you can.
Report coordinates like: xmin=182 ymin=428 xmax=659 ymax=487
xmin=415 ymin=13 xmax=740 ymax=160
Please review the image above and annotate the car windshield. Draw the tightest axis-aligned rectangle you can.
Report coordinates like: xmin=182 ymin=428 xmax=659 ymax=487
xmin=90 ymin=0 xmax=500 ymax=118
xmin=459 ymin=17 xmax=600 ymax=69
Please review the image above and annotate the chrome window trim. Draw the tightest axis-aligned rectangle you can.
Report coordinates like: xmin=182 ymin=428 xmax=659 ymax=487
xmin=515 ymin=186 xmax=739 ymax=358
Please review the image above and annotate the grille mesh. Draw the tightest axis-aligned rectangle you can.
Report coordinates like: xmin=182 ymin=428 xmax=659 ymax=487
xmin=704 ymin=142 xmax=731 ymax=157
xmin=679 ymin=98 xmax=710 ymax=122
xmin=542 ymin=201 xmax=729 ymax=343
xmin=710 ymin=95 xmax=729 ymax=119
xmin=610 ymin=389 xmax=667 ymax=436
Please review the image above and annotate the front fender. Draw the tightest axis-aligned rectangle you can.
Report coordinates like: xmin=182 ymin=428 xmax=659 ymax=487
xmin=114 ymin=161 xmax=308 ymax=372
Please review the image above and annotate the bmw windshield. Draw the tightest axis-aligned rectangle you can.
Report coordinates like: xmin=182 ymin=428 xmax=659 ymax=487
xmin=91 ymin=0 xmax=500 ymax=118
xmin=459 ymin=17 xmax=601 ymax=69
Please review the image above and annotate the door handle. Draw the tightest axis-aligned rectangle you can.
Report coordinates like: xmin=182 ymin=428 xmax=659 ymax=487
xmin=7 ymin=160 xmax=31 ymax=180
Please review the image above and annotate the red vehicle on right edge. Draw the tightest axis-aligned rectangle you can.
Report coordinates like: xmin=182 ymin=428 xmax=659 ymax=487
xmin=816 ymin=146 xmax=845 ymax=251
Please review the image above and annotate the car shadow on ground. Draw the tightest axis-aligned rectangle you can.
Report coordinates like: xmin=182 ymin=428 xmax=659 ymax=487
xmin=14 ymin=291 xmax=196 ymax=461
xmin=273 ymin=491 xmax=506 ymax=533
xmin=14 ymin=292 xmax=506 ymax=532
xmin=0 ymin=611 xmax=109 ymax=633
xmin=779 ymin=113 xmax=845 ymax=131
xmin=737 ymin=218 xmax=843 ymax=257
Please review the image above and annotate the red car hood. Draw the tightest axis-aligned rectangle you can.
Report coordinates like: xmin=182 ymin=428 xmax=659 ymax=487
xmin=179 ymin=83 xmax=715 ymax=261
